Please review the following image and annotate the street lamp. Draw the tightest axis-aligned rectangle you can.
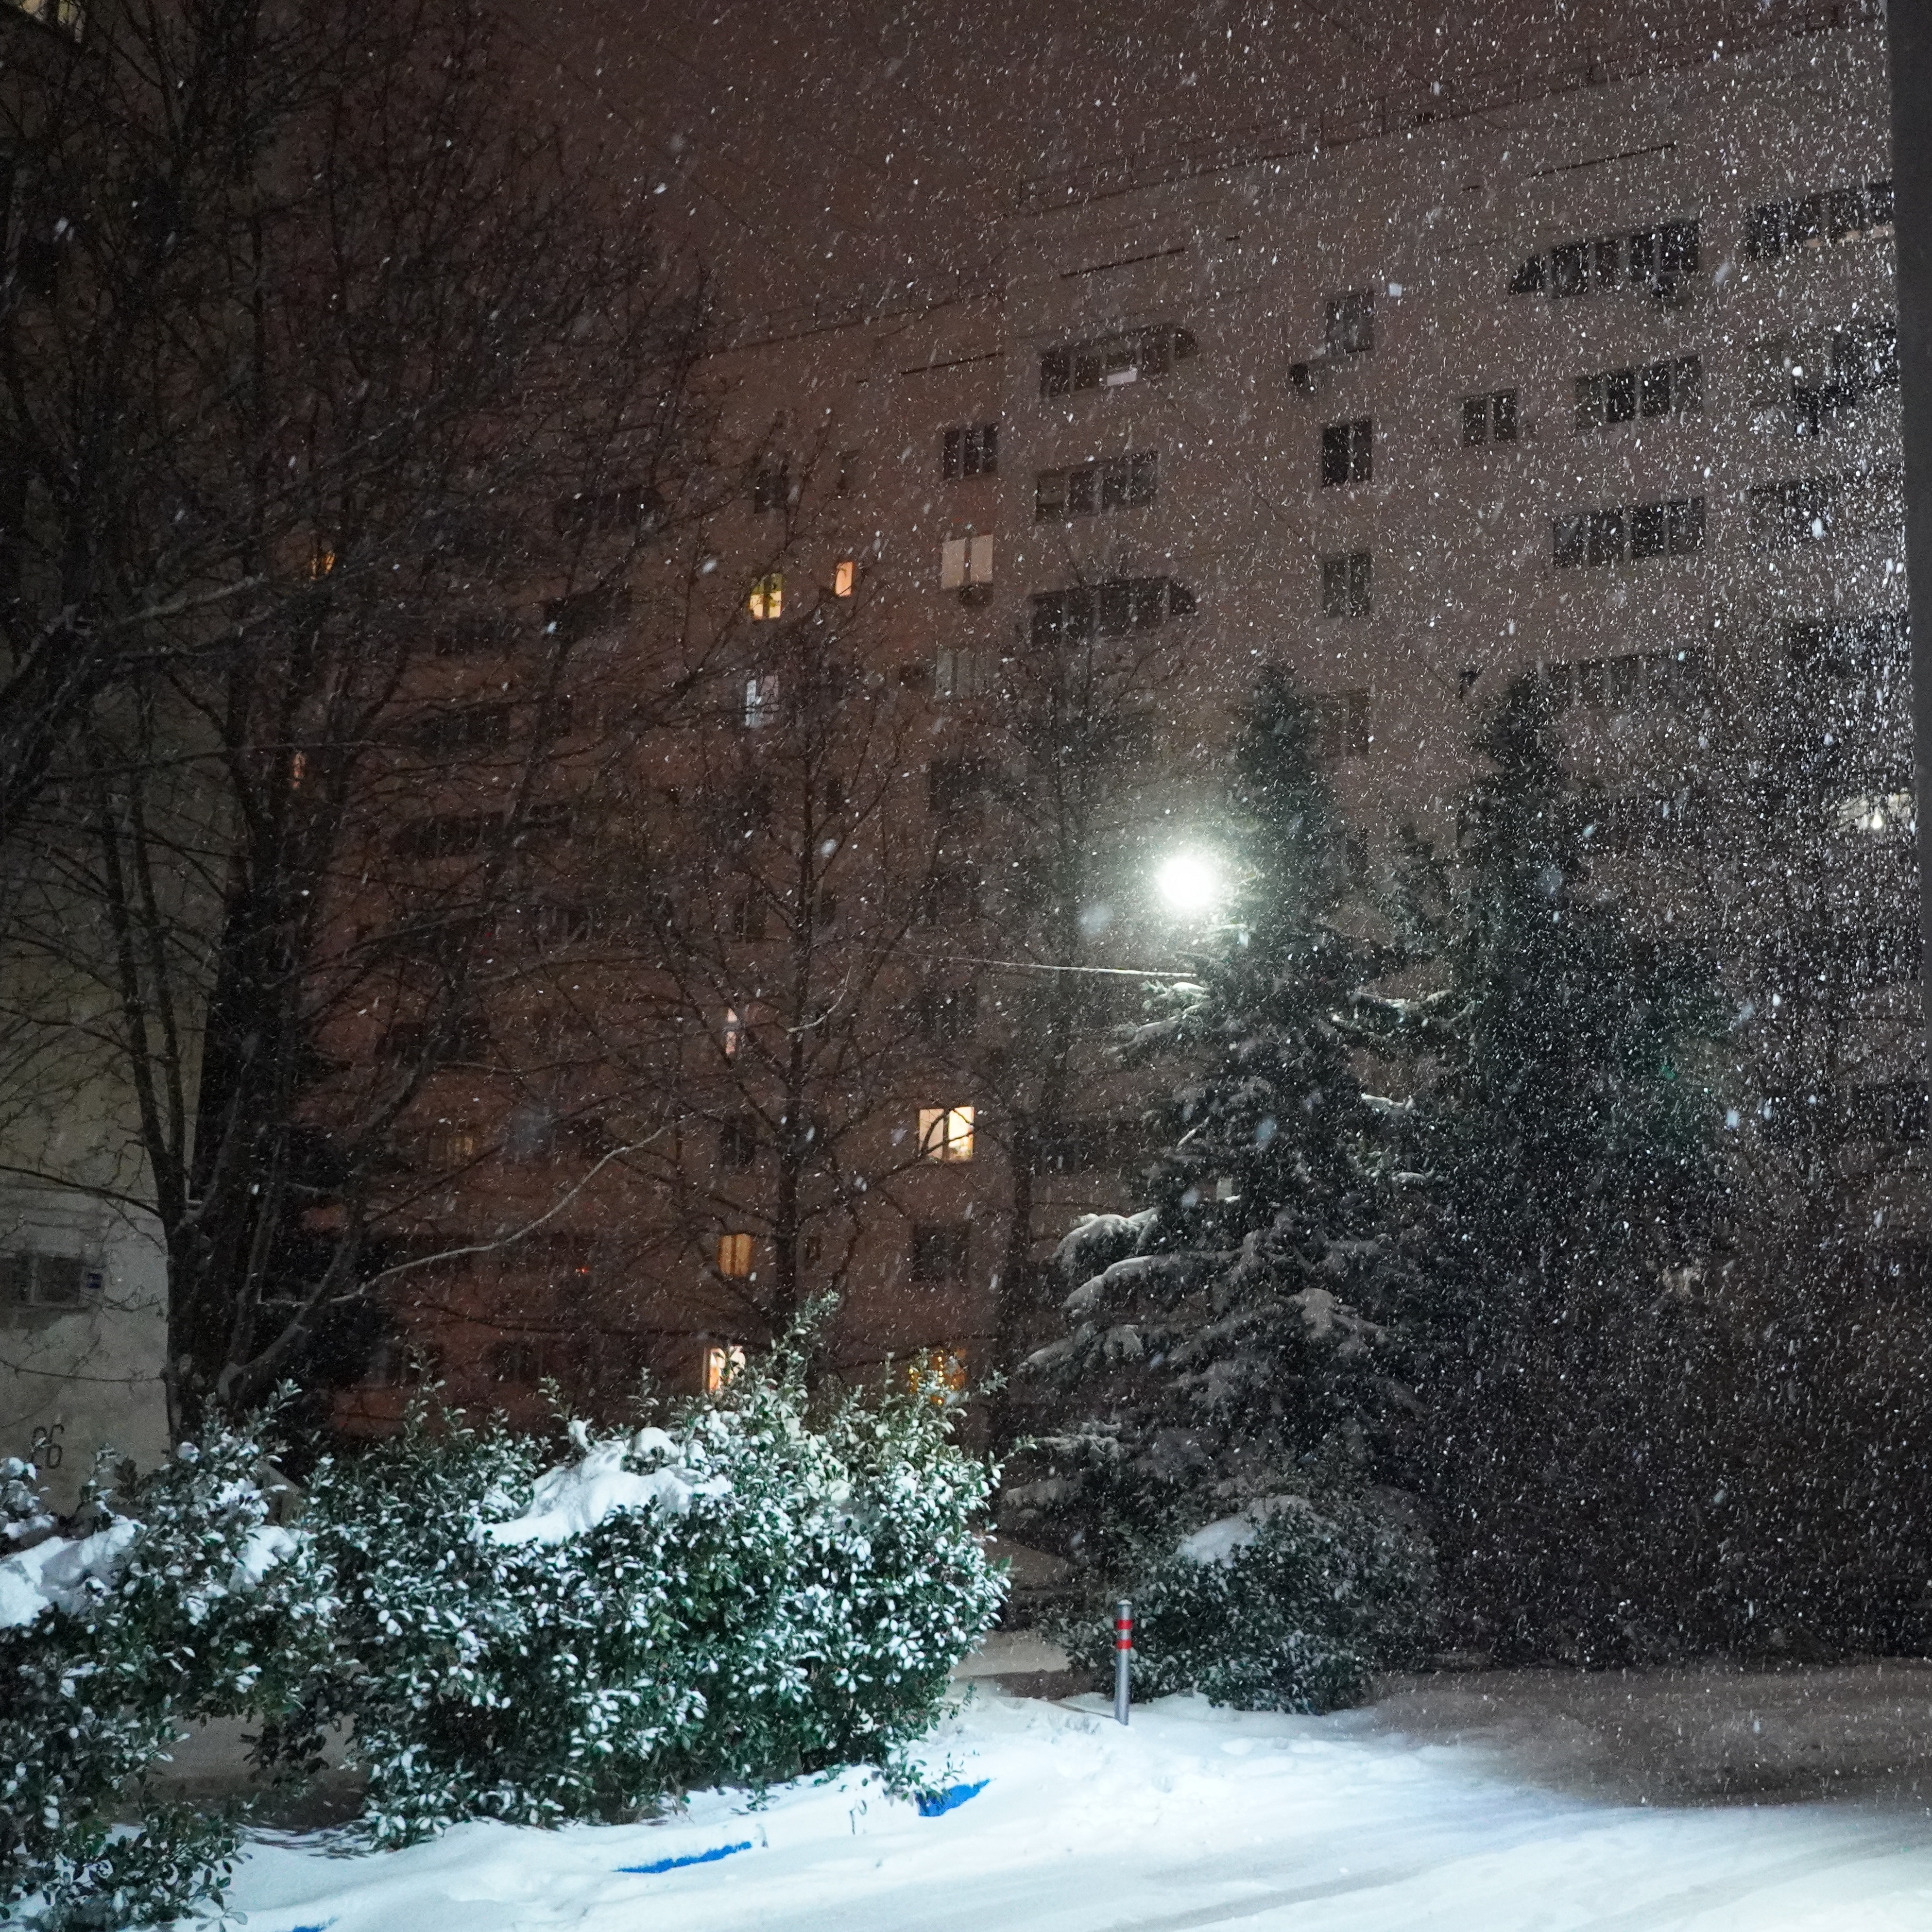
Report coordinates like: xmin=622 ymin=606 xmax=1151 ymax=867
xmin=1153 ymin=849 xmax=1226 ymax=920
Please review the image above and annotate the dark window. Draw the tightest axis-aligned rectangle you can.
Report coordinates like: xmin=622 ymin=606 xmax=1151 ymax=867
xmin=1326 ymin=291 xmax=1375 ymax=356
xmin=486 ymin=1340 xmax=543 ymax=1385
xmin=1580 ymin=357 xmax=1700 ymax=430
xmin=1 ymin=1251 xmax=93 ymax=1310
xmin=915 ymin=985 xmax=978 ymax=1043
xmin=942 ymin=423 xmax=998 ymax=479
xmin=919 ymin=869 xmax=981 ymax=924
xmin=1311 ymin=688 xmax=1371 ymax=759
xmin=1750 ymin=475 xmax=1839 ymax=547
xmin=554 ymin=485 xmax=657 ymax=536
xmin=527 ymin=901 xmax=594 ymax=947
xmin=1038 ymin=1119 xmax=1137 ymax=1174
xmin=1746 ymin=202 xmax=1786 ymax=260
xmin=1465 ymin=390 xmax=1516 ymax=442
xmin=542 ymin=584 xmax=630 ymax=643
xmin=1556 ymin=497 xmax=1703 ymax=565
xmin=433 ymin=614 xmax=517 ymax=658
xmin=395 ymin=812 xmax=494 ymax=860
xmin=1036 ymin=451 xmax=1157 ymax=521
xmin=403 ymin=703 xmax=513 ymax=757
xmin=1321 ymin=551 xmax=1372 ymax=617
xmin=1750 ymin=182 xmax=1890 ymax=260
xmin=728 ymin=893 xmax=767 ymax=943
xmin=1100 ymin=449 xmax=1157 ymax=508
xmin=751 ymin=462 xmax=790 ymax=513
xmin=1029 ymin=577 xmax=1195 ymax=644
xmin=1634 ymin=220 xmax=1699 ymax=283
xmin=378 ymin=1010 xmax=490 ymax=1064
xmin=1523 ymin=222 xmax=1693 ymax=297
xmin=1321 ymin=417 xmax=1372 ymax=485
xmin=1667 ymin=496 xmax=1705 ymax=554
xmin=927 ymin=756 xmax=992 ymax=812
xmin=1630 ymin=503 xmax=1667 ymax=559
xmin=718 ymin=1116 xmax=758 ymax=1170
xmin=1039 ymin=325 xmax=1195 ymax=397
xmin=911 ymin=1224 xmax=971 ymax=1282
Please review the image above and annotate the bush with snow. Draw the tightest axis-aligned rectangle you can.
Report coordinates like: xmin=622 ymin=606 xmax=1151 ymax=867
xmin=279 ymin=1348 xmax=1004 ymax=1847
xmin=0 ymin=1424 xmax=333 ymax=1932
xmin=1056 ymin=1490 xmax=1429 ymax=1713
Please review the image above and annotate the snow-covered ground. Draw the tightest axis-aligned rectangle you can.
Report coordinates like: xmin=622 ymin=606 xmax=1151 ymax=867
xmin=199 ymin=1678 xmax=1932 ymax=1932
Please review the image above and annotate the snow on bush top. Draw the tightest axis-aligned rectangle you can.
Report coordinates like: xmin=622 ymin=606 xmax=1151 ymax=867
xmin=0 ymin=1510 xmax=300 ymax=1628
xmin=1176 ymin=1496 xmax=1319 ymax=1568
xmin=0 ymin=1517 xmax=138 ymax=1628
xmin=482 ymin=1431 xmax=732 ymax=1547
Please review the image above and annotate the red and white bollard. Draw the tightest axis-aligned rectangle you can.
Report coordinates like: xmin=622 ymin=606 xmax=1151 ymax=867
xmin=1113 ymin=1599 xmax=1133 ymax=1725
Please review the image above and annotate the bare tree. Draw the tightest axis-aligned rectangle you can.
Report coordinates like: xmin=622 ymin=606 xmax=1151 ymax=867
xmin=0 ymin=0 xmax=713 ymax=1438
xmin=573 ymin=570 xmax=946 ymax=1360
xmin=959 ymin=572 xmax=1191 ymax=1402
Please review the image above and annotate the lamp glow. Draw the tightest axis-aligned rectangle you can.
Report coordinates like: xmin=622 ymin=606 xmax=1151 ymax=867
xmin=1154 ymin=851 xmax=1225 ymax=918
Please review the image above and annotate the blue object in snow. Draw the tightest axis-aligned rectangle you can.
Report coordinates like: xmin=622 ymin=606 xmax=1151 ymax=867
xmin=618 ymin=1840 xmax=754 ymax=1875
xmin=916 ymin=1779 xmax=988 ymax=1817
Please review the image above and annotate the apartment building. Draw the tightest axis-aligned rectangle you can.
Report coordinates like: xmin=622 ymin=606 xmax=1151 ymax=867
xmin=337 ymin=5 xmax=1911 ymax=1427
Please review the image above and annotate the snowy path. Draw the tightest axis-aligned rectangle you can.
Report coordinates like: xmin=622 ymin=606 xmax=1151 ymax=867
xmin=209 ymin=1691 xmax=1932 ymax=1932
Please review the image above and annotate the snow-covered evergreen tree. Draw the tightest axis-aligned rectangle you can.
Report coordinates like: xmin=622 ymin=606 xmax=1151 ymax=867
xmin=1015 ymin=668 xmax=1422 ymax=1582
xmin=1414 ymin=673 xmax=1726 ymax=1661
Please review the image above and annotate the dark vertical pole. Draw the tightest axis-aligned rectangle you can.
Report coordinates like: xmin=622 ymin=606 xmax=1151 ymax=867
xmin=1892 ymin=5 xmax=1932 ymax=1055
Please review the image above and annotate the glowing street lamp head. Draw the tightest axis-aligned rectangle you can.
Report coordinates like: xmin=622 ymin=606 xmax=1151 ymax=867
xmin=1154 ymin=850 xmax=1225 ymax=919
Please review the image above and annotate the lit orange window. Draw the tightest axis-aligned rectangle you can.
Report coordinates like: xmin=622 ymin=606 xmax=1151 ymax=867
xmin=747 ymin=573 xmax=784 ymax=620
xmin=833 ymin=558 xmax=856 ymax=597
xmin=703 ymin=1342 xmax=747 ymax=1392
xmin=722 ymin=1007 xmax=745 ymax=1057
xmin=909 ymin=1346 xmax=968 ymax=1399
xmin=917 ymin=1105 xmax=975 ymax=1162
xmin=717 ymin=1231 xmax=754 ymax=1278
xmin=309 ymin=547 xmax=336 ymax=579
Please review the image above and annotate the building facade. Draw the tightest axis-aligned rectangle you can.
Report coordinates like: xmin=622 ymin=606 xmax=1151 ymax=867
xmin=327 ymin=7 xmax=1910 ymax=1427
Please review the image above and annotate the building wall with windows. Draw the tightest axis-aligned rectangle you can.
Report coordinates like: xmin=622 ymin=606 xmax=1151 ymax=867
xmin=349 ymin=8 xmax=1912 ymax=1425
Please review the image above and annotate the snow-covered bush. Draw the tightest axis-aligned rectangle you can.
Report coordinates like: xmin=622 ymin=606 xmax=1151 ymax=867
xmin=1055 ymin=1491 xmax=1429 ymax=1713
xmin=0 ymin=1424 xmax=333 ymax=1932
xmin=288 ymin=1351 xmax=1004 ymax=1847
